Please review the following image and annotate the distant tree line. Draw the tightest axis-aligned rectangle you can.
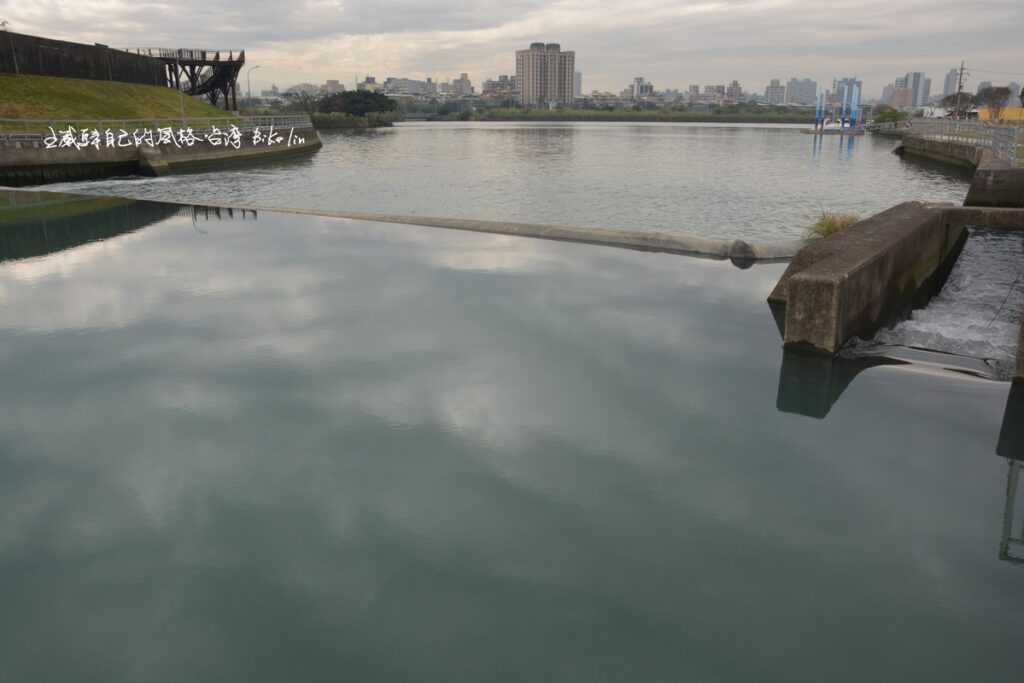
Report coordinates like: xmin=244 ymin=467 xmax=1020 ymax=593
xmin=279 ymin=89 xmax=397 ymax=117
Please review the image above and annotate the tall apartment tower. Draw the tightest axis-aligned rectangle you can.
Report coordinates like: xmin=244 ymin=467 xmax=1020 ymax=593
xmin=903 ymin=72 xmax=930 ymax=107
xmin=516 ymin=42 xmax=575 ymax=106
xmin=943 ymin=68 xmax=959 ymax=98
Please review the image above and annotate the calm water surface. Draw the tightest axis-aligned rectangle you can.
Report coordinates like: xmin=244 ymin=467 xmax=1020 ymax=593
xmin=0 ymin=190 xmax=1021 ymax=681
xmin=39 ymin=122 xmax=972 ymax=240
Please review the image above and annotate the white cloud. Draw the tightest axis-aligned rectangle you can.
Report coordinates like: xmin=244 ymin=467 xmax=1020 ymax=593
xmin=2 ymin=1 xmax=1022 ymax=98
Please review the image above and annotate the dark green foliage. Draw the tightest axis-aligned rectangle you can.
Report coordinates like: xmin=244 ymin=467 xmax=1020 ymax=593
xmin=871 ymin=105 xmax=907 ymax=123
xmin=318 ymin=91 xmax=398 ymax=116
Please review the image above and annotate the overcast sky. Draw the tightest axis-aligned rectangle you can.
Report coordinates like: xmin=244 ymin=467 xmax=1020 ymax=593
xmin=3 ymin=0 xmax=1023 ymax=97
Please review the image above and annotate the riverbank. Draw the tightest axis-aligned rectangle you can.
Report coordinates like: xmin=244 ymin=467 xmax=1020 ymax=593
xmin=311 ymin=112 xmax=398 ymax=130
xmin=887 ymin=121 xmax=1024 ymax=207
xmin=0 ymin=116 xmax=321 ymax=186
xmin=0 ymin=74 xmax=228 ymax=124
xmin=474 ymin=107 xmax=815 ymax=124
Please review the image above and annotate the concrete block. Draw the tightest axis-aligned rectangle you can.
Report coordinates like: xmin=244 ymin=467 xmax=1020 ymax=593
xmin=965 ymin=160 xmax=1024 ymax=208
xmin=780 ymin=202 xmax=965 ymax=353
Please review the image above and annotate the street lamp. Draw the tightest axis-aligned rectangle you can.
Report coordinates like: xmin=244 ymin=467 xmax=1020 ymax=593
xmin=247 ymin=65 xmax=262 ymax=102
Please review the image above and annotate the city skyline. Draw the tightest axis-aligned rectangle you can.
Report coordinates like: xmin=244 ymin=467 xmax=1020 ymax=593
xmin=1 ymin=0 xmax=1022 ymax=98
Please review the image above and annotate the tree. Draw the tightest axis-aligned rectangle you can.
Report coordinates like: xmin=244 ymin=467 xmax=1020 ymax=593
xmin=976 ymin=86 xmax=1011 ymax=121
xmin=871 ymin=105 xmax=907 ymax=124
xmin=318 ymin=91 xmax=397 ymax=117
xmin=283 ymin=90 xmax=320 ymax=115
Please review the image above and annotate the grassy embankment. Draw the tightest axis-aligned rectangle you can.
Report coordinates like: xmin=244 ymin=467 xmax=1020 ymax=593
xmin=476 ymin=107 xmax=816 ymax=124
xmin=0 ymin=73 xmax=234 ymax=132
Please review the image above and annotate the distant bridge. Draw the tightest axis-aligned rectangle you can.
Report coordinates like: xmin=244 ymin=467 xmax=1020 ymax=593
xmin=124 ymin=48 xmax=245 ymax=111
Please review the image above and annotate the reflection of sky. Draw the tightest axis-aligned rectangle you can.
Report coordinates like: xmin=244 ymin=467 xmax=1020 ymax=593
xmin=0 ymin=201 xmax=1020 ymax=681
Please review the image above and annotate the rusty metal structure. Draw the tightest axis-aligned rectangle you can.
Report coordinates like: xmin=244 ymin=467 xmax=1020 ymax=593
xmin=125 ymin=48 xmax=245 ymax=110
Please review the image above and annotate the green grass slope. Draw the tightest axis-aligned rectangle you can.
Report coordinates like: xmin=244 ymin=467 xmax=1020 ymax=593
xmin=0 ymin=74 xmax=231 ymax=128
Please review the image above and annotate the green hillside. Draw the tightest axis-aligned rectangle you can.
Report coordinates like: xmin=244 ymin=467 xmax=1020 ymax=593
xmin=0 ymin=74 xmax=232 ymax=129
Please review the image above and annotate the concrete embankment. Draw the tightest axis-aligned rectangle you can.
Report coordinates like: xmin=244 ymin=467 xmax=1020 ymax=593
xmin=891 ymin=134 xmax=1024 ymax=208
xmin=772 ymin=202 xmax=1024 ymax=360
xmin=894 ymin=136 xmax=985 ymax=169
xmin=0 ymin=128 xmax=321 ymax=186
xmin=965 ymin=159 xmax=1024 ymax=208
xmin=769 ymin=202 xmax=966 ymax=353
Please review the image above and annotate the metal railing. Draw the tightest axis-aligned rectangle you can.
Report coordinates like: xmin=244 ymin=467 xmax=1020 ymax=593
xmin=123 ymin=48 xmax=245 ymax=62
xmin=902 ymin=119 xmax=1022 ymax=167
xmin=868 ymin=120 xmax=912 ymax=131
xmin=0 ymin=116 xmax=313 ymax=145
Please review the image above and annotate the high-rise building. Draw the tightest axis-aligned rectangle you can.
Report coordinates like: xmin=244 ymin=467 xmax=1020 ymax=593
xmin=573 ymin=71 xmax=582 ymax=99
xmin=831 ymin=77 xmax=863 ymax=106
xmin=784 ymin=78 xmax=817 ymax=105
xmin=943 ymin=68 xmax=959 ymax=97
xmin=765 ymin=79 xmax=785 ymax=105
xmin=726 ymin=80 xmax=743 ymax=101
xmin=901 ymin=72 xmax=930 ymax=106
xmin=515 ymin=42 xmax=575 ymax=106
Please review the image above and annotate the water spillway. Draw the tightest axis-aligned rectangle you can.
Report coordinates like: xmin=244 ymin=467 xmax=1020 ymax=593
xmin=852 ymin=228 xmax=1024 ymax=380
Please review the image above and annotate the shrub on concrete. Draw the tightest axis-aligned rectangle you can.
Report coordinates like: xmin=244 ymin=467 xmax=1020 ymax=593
xmin=806 ymin=210 xmax=860 ymax=238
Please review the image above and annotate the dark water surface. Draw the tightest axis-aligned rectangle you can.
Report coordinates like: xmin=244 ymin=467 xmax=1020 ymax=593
xmin=38 ymin=122 xmax=972 ymax=240
xmin=0 ymin=190 xmax=1021 ymax=682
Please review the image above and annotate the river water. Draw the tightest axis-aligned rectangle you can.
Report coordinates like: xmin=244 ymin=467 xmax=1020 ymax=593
xmin=38 ymin=122 xmax=972 ymax=241
xmin=0 ymin=190 xmax=1022 ymax=682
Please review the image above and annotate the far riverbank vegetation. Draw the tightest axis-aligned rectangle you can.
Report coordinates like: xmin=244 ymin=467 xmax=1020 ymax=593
xmin=475 ymin=106 xmax=815 ymax=124
xmin=247 ymin=90 xmax=399 ymax=130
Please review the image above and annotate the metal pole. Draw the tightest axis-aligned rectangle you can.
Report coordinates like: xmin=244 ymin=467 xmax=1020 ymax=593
xmin=247 ymin=65 xmax=261 ymax=102
xmin=955 ymin=61 xmax=968 ymax=120
xmin=177 ymin=56 xmax=185 ymax=124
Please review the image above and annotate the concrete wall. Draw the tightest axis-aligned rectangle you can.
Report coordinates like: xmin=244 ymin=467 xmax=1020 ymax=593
xmin=774 ymin=202 xmax=965 ymax=353
xmin=0 ymin=128 xmax=322 ymax=185
xmin=0 ymin=31 xmax=166 ymax=85
xmin=896 ymin=136 xmax=986 ymax=169
xmin=965 ymin=160 xmax=1024 ymax=208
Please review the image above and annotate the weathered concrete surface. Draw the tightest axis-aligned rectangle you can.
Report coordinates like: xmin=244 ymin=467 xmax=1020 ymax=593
xmin=139 ymin=130 xmax=322 ymax=175
xmin=0 ymin=142 xmax=140 ymax=185
xmin=942 ymin=206 xmax=1024 ymax=231
xmin=895 ymin=136 xmax=986 ymax=169
xmin=775 ymin=202 xmax=965 ymax=353
xmin=965 ymin=159 xmax=1024 ymax=208
xmin=0 ymin=129 xmax=322 ymax=186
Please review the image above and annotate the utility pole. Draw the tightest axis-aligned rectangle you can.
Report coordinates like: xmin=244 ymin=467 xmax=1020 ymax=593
xmin=247 ymin=64 xmax=261 ymax=102
xmin=954 ymin=60 xmax=969 ymax=120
